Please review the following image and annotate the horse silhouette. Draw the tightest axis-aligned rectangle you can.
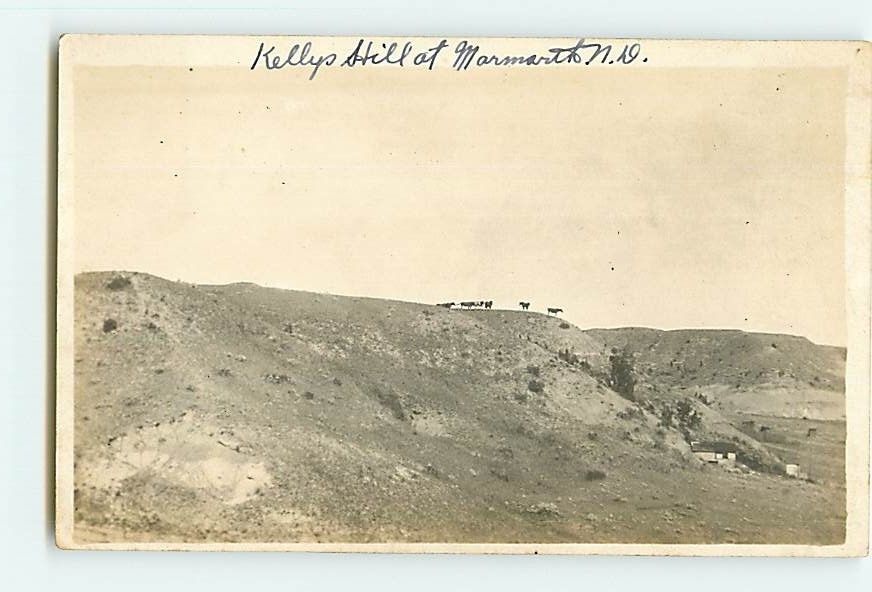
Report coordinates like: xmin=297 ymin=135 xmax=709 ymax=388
xmin=436 ymin=302 xmax=455 ymax=309
xmin=547 ymin=307 xmax=563 ymax=315
xmin=519 ymin=301 xmax=530 ymax=310
xmin=458 ymin=301 xmax=492 ymax=310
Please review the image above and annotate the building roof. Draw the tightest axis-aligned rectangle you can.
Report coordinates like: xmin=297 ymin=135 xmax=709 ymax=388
xmin=691 ymin=441 xmax=737 ymax=454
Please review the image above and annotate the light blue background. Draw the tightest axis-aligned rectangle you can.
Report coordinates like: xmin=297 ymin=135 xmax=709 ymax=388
xmin=1 ymin=2 xmax=870 ymax=590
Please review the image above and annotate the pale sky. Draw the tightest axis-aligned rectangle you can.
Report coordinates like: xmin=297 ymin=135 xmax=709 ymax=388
xmin=72 ymin=63 xmax=847 ymax=345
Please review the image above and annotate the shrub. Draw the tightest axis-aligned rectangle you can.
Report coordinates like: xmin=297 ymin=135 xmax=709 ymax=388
xmin=373 ymin=386 xmax=405 ymax=420
xmin=527 ymin=379 xmax=544 ymax=393
xmin=106 ymin=276 xmax=131 ymax=291
xmin=584 ymin=469 xmax=607 ymax=481
xmin=526 ymin=365 xmax=540 ymax=377
xmin=102 ymin=318 xmax=117 ymax=333
xmin=559 ymin=322 xmax=571 ymax=329
xmin=675 ymin=398 xmax=701 ymax=430
xmin=608 ymin=347 xmax=636 ymax=401
xmin=558 ymin=348 xmax=579 ymax=364
xmin=617 ymin=407 xmax=644 ymax=421
xmin=658 ymin=404 xmax=674 ymax=428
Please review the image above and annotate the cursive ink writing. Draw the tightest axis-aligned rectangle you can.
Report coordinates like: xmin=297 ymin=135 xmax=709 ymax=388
xmin=341 ymin=39 xmax=449 ymax=71
xmin=452 ymin=39 xmax=647 ymax=71
xmin=341 ymin=39 xmax=413 ymax=68
xmin=249 ymin=38 xmax=647 ymax=80
xmin=250 ymin=41 xmax=338 ymax=80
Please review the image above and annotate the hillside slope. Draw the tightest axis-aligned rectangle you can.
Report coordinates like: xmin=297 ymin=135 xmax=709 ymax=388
xmin=587 ymin=327 xmax=846 ymax=420
xmin=71 ymin=272 xmax=845 ymax=544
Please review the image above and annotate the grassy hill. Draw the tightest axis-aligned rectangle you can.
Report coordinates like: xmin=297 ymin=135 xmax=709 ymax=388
xmin=71 ymin=272 xmax=846 ymax=544
xmin=587 ymin=327 xmax=846 ymax=421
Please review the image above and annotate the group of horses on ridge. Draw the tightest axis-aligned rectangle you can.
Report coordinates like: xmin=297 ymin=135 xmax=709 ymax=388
xmin=436 ymin=300 xmax=493 ymax=310
xmin=435 ymin=300 xmax=564 ymax=316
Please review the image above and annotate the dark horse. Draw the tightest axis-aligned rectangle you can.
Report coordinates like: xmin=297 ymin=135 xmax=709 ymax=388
xmin=547 ymin=307 xmax=563 ymax=315
xmin=436 ymin=302 xmax=455 ymax=309
xmin=484 ymin=301 xmax=493 ymax=309
xmin=519 ymin=301 xmax=530 ymax=310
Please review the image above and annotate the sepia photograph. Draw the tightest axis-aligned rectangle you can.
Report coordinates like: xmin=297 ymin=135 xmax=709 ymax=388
xmin=54 ymin=35 xmax=870 ymax=554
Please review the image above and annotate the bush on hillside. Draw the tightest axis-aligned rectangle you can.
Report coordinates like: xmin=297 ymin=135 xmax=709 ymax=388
xmin=658 ymin=404 xmax=674 ymax=429
xmin=675 ymin=398 xmax=701 ymax=430
xmin=106 ymin=275 xmax=131 ymax=291
xmin=558 ymin=348 xmax=579 ymax=364
xmin=373 ymin=386 xmax=405 ymax=420
xmin=608 ymin=347 xmax=636 ymax=401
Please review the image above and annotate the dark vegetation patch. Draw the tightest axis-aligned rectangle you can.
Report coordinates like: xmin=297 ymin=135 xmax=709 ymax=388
xmin=616 ymin=406 xmax=645 ymax=421
xmin=373 ymin=385 xmax=405 ymax=420
xmin=557 ymin=348 xmax=579 ymax=364
xmin=106 ymin=275 xmax=131 ymax=291
xmin=608 ymin=347 xmax=636 ymax=401
xmin=657 ymin=398 xmax=702 ymax=436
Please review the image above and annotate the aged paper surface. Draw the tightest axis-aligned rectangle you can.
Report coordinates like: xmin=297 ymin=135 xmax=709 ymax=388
xmin=56 ymin=35 xmax=870 ymax=555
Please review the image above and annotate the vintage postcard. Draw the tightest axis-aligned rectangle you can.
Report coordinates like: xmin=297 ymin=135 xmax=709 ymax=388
xmin=55 ymin=35 xmax=870 ymax=555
